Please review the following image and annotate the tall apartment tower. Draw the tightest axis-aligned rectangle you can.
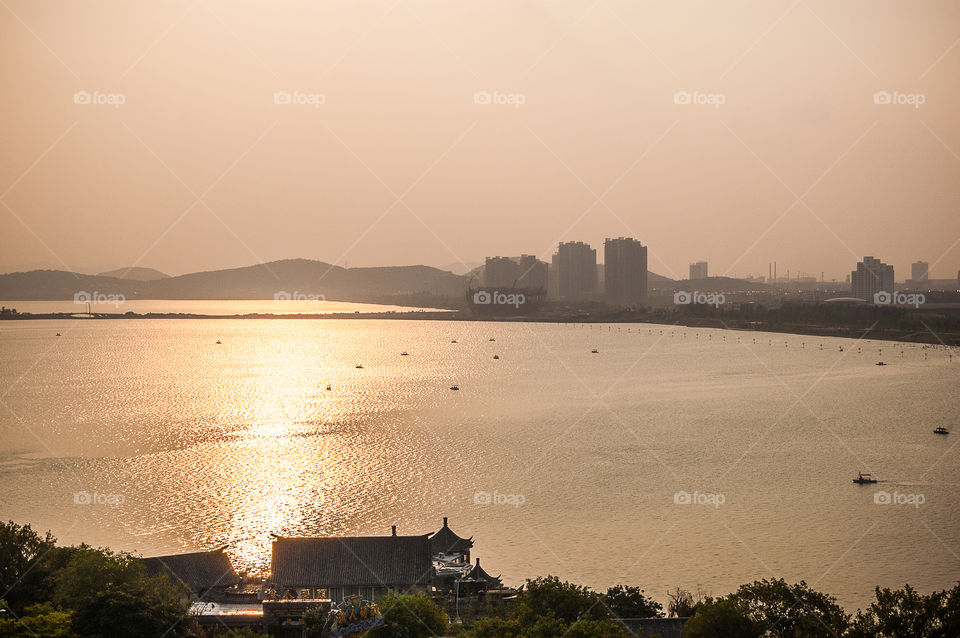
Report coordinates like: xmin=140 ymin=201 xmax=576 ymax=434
xmin=689 ymin=261 xmax=709 ymax=280
xmin=483 ymin=256 xmax=519 ymax=288
xmin=552 ymin=241 xmax=597 ymax=300
xmin=851 ymin=256 xmax=894 ymax=302
xmin=604 ymin=237 xmax=648 ymax=305
xmin=516 ymin=254 xmax=549 ymax=291
xmin=911 ymin=261 xmax=929 ymax=282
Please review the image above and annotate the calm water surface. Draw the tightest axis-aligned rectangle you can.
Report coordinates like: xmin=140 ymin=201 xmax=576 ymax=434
xmin=1 ymin=319 xmax=957 ymax=609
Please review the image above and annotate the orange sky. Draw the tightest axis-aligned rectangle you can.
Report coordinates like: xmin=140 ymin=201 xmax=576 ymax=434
xmin=1 ymin=0 xmax=958 ymax=281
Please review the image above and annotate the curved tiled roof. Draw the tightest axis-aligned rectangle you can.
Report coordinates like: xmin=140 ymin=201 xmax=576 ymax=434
xmin=428 ymin=518 xmax=473 ymax=555
xmin=270 ymin=535 xmax=433 ymax=588
xmin=141 ymin=549 xmax=240 ymax=592
xmin=465 ymin=558 xmax=499 ymax=583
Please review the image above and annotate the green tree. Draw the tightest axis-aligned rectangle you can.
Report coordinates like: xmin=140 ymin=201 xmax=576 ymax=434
xmin=564 ymin=618 xmax=631 ymax=638
xmin=604 ymin=584 xmax=663 ymax=618
xmin=849 ymin=583 xmax=960 ymax=638
xmin=667 ymin=587 xmax=705 ymax=617
xmin=516 ymin=576 xmax=609 ymax=625
xmin=301 ymin=604 xmax=327 ymax=638
xmin=728 ymin=579 xmax=849 ymax=637
xmin=0 ymin=521 xmax=58 ymax=613
xmin=682 ymin=598 xmax=763 ymax=638
xmin=375 ymin=592 xmax=448 ymax=638
xmin=0 ymin=602 xmax=76 ymax=638
xmin=53 ymin=548 xmax=193 ymax=638
xmin=683 ymin=579 xmax=848 ymax=638
xmin=467 ymin=617 xmax=521 ymax=638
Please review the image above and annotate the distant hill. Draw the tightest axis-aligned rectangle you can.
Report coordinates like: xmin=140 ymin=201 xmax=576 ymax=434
xmin=438 ymin=261 xmax=482 ymax=276
xmin=0 ymin=259 xmax=468 ymax=304
xmin=96 ymin=267 xmax=170 ymax=281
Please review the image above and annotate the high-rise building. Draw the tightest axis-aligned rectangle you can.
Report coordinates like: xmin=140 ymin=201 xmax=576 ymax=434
xmin=604 ymin=237 xmax=648 ymax=305
xmin=516 ymin=254 xmax=548 ymax=291
xmin=552 ymin=241 xmax=597 ymax=300
xmin=484 ymin=257 xmax=519 ymax=288
xmin=851 ymin=256 xmax=894 ymax=302
xmin=911 ymin=261 xmax=929 ymax=282
xmin=689 ymin=261 xmax=708 ymax=280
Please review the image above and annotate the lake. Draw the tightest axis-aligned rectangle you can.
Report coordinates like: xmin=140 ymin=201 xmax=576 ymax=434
xmin=0 ymin=318 xmax=957 ymax=610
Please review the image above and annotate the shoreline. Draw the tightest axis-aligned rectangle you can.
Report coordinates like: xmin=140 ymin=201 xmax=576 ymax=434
xmin=3 ymin=309 xmax=959 ymax=347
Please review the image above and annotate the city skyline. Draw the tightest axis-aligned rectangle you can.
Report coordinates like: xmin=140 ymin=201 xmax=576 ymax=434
xmin=2 ymin=1 xmax=959 ymax=282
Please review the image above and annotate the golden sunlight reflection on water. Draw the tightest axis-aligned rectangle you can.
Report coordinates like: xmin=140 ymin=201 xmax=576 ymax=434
xmin=1 ymin=319 xmax=959 ymax=609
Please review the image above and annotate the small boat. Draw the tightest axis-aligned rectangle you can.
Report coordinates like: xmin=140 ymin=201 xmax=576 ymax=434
xmin=488 ymin=338 xmax=495 ymax=342
xmin=215 ymin=340 xmax=222 ymax=344
xmin=400 ymin=351 xmax=409 ymax=356
xmin=449 ymin=385 xmax=459 ymax=391
xmin=853 ymin=473 xmax=878 ymax=484
xmin=355 ymin=364 xmax=363 ymax=369
xmin=451 ymin=340 xmax=457 ymax=344
xmin=492 ymin=355 xmax=499 ymax=360
xmin=55 ymin=333 xmax=61 ymax=337
xmin=591 ymin=349 xmax=599 ymax=354
xmin=325 ymin=385 xmax=331 ymax=391
xmin=876 ymin=361 xmax=886 ymax=366
xmin=934 ymin=427 xmax=949 ymax=435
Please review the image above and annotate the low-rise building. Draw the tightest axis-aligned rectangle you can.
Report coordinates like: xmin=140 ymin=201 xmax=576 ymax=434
xmin=270 ymin=528 xmax=433 ymax=603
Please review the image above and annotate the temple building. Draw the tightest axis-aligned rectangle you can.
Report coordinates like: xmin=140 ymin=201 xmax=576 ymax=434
xmin=459 ymin=557 xmax=502 ymax=594
xmin=269 ymin=527 xmax=433 ymax=603
xmin=428 ymin=517 xmax=473 ymax=564
xmin=141 ymin=548 xmax=241 ymax=599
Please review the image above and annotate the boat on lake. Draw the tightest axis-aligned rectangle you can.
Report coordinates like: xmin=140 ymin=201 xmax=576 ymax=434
xmin=934 ymin=426 xmax=949 ymax=435
xmin=853 ymin=473 xmax=877 ymax=484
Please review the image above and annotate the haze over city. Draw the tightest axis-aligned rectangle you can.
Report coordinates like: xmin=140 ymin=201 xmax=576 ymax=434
xmin=2 ymin=0 xmax=959 ymax=281
xmin=3 ymin=3 xmax=960 ymax=638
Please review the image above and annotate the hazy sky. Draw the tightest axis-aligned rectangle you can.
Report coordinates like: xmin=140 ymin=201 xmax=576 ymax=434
xmin=2 ymin=0 xmax=959 ymax=281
